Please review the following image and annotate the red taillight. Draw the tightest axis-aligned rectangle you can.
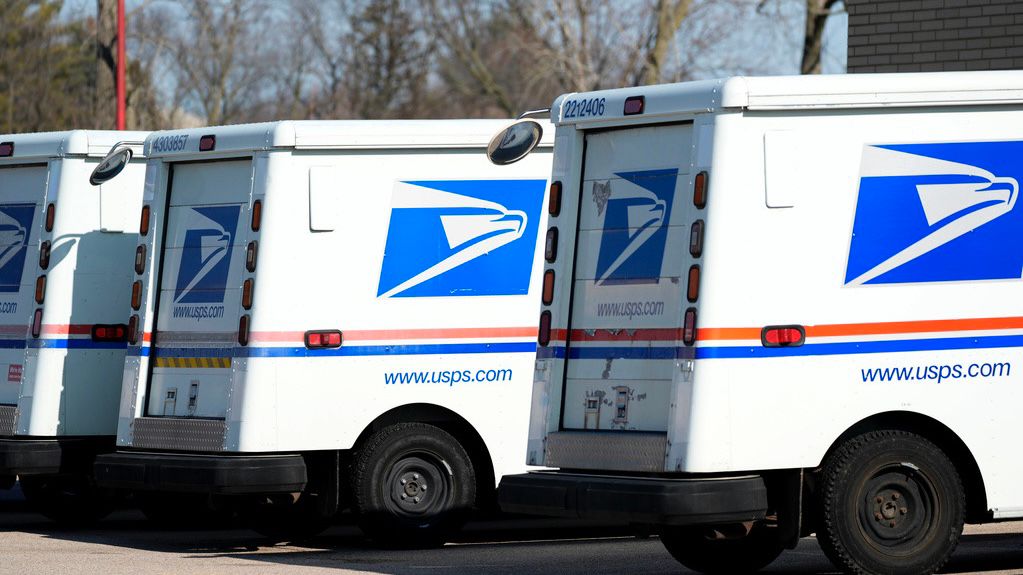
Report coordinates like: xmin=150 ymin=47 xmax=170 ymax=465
xmin=542 ymin=270 xmax=555 ymax=305
xmin=135 ymin=245 xmax=146 ymax=274
xmin=34 ymin=275 xmax=45 ymax=304
xmin=623 ymin=96 xmax=645 ymax=115
xmin=45 ymin=203 xmax=55 ymax=232
xmin=694 ymin=171 xmax=708 ymax=209
xmin=246 ymin=241 xmax=257 ymax=272
xmin=199 ymin=134 xmax=216 ymax=152
xmin=92 ymin=323 xmax=127 ymax=342
xmin=0 ymin=142 xmax=13 ymax=157
xmin=545 ymin=227 xmax=558 ymax=263
xmin=31 ymin=309 xmax=42 ymax=338
xmin=538 ymin=310 xmax=552 ymax=346
xmin=139 ymin=205 xmax=151 ymax=236
xmin=548 ymin=181 xmax=562 ymax=216
xmin=131 ymin=280 xmax=142 ymax=310
xmin=38 ymin=240 xmax=50 ymax=269
xmin=127 ymin=314 xmax=139 ymax=344
xmin=683 ymin=308 xmax=697 ymax=346
xmin=690 ymin=220 xmax=704 ymax=258
xmin=687 ymin=265 xmax=700 ymax=303
xmin=251 ymin=200 xmax=262 ymax=232
xmin=305 ymin=330 xmax=342 ymax=349
xmin=238 ymin=315 xmax=250 ymax=346
xmin=762 ymin=325 xmax=805 ymax=347
xmin=242 ymin=278 xmax=253 ymax=309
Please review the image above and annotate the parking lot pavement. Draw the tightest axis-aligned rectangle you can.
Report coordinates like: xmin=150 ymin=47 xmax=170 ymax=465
xmin=2 ymin=495 xmax=1023 ymax=575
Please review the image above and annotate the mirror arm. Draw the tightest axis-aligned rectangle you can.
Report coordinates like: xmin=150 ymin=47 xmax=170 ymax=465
xmin=516 ymin=108 xmax=551 ymax=120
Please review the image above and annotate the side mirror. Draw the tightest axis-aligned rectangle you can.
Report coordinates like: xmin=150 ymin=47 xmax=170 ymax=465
xmin=487 ymin=120 xmax=544 ymax=165
xmin=89 ymin=145 xmax=135 ymax=186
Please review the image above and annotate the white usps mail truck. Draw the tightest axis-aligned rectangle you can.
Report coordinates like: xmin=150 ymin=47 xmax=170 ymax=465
xmin=92 ymin=120 xmax=553 ymax=543
xmin=0 ymin=130 xmax=147 ymax=523
xmin=494 ymin=71 xmax=1023 ymax=575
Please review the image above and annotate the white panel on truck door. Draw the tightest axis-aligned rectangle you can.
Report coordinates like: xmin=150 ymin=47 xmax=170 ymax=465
xmin=0 ymin=166 xmax=43 ymax=406
xmin=147 ymin=160 xmax=252 ymax=419
xmin=562 ymin=124 xmax=694 ymax=432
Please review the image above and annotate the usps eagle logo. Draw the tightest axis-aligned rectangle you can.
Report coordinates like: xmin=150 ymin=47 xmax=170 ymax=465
xmin=594 ymin=169 xmax=677 ymax=285
xmin=377 ymin=180 xmax=545 ymax=298
xmin=0 ymin=204 xmax=33 ymax=293
xmin=174 ymin=205 xmax=241 ymax=303
xmin=846 ymin=141 xmax=1023 ymax=285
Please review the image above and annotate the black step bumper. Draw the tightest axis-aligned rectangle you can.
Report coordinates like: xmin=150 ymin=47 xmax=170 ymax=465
xmin=0 ymin=437 xmax=112 ymax=476
xmin=498 ymin=472 xmax=769 ymax=526
xmin=94 ymin=452 xmax=307 ymax=494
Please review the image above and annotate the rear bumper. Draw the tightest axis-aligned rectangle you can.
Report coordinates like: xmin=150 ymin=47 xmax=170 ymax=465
xmin=498 ymin=472 xmax=769 ymax=526
xmin=0 ymin=437 xmax=113 ymax=476
xmin=94 ymin=451 xmax=307 ymax=494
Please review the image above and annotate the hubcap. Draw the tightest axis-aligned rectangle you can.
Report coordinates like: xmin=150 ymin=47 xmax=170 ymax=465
xmin=858 ymin=462 xmax=937 ymax=551
xmin=385 ymin=453 xmax=453 ymax=519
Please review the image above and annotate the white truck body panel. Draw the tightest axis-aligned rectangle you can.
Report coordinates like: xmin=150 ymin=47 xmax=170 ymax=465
xmin=532 ymin=71 xmax=1023 ymax=518
xmin=0 ymin=130 xmax=147 ymax=437
xmin=118 ymin=120 xmax=552 ymax=484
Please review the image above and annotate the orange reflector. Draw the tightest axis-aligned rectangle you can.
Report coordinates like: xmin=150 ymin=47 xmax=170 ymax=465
xmin=128 ymin=314 xmax=139 ymax=345
xmin=548 ymin=181 xmax=562 ymax=216
xmin=251 ymin=200 xmax=262 ymax=231
xmin=305 ymin=330 xmax=342 ymax=349
xmin=139 ymin=205 xmax=151 ymax=236
xmin=538 ymin=310 xmax=552 ymax=346
xmin=38 ymin=240 xmax=50 ymax=269
xmin=690 ymin=220 xmax=704 ymax=258
xmin=242 ymin=278 xmax=253 ymax=309
xmin=92 ymin=323 xmax=127 ymax=342
xmin=246 ymin=241 xmax=257 ymax=272
xmin=0 ymin=142 xmax=12 ymax=157
xmin=238 ymin=315 xmax=250 ymax=346
xmin=34 ymin=275 xmax=45 ymax=304
xmin=693 ymin=171 xmax=708 ymax=209
xmin=199 ymin=134 xmax=216 ymax=151
xmin=542 ymin=270 xmax=555 ymax=305
xmin=131 ymin=280 xmax=142 ymax=310
xmin=687 ymin=265 xmax=700 ymax=303
xmin=683 ymin=308 xmax=697 ymax=346
xmin=45 ymin=203 xmax=55 ymax=232
xmin=762 ymin=325 xmax=805 ymax=347
xmin=545 ymin=227 xmax=558 ymax=263
xmin=31 ymin=309 xmax=42 ymax=338
xmin=135 ymin=245 xmax=146 ymax=275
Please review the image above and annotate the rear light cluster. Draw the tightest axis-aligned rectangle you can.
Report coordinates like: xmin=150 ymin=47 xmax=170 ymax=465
xmin=92 ymin=324 xmax=127 ymax=342
xmin=0 ymin=142 xmax=13 ymax=157
xmin=238 ymin=199 xmax=263 ymax=346
xmin=33 ymin=202 xmax=57 ymax=337
xmin=538 ymin=181 xmax=562 ymax=347
xmin=684 ymin=172 xmax=709 ymax=347
xmin=128 ymin=203 xmax=152 ymax=345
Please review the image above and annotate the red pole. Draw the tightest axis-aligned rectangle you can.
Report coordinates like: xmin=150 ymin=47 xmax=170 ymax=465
xmin=116 ymin=0 xmax=126 ymax=130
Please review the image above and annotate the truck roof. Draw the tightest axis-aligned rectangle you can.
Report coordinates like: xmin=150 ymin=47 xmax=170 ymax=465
xmin=143 ymin=119 xmax=556 ymax=159
xmin=552 ymin=70 xmax=1023 ymax=126
xmin=0 ymin=130 xmax=149 ymax=162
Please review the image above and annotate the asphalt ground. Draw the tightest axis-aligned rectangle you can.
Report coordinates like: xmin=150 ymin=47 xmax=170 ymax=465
xmin=2 ymin=488 xmax=1023 ymax=575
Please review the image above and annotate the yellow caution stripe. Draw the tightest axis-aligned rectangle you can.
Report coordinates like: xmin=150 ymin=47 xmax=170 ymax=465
xmin=153 ymin=357 xmax=232 ymax=369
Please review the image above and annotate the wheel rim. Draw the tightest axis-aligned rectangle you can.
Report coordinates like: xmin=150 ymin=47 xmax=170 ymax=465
xmin=857 ymin=462 xmax=939 ymax=555
xmin=384 ymin=450 xmax=454 ymax=521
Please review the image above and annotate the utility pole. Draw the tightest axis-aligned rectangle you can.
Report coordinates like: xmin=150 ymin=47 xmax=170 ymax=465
xmin=116 ymin=0 xmax=126 ymax=130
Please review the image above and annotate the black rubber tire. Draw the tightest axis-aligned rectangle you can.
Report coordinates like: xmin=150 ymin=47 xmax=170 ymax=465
xmin=815 ymin=429 xmax=965 ymax=575
xmin=137 ymin=492 xmax=234 ymax=529
xmin=19 ymin=474 xmax=117 ymax=526
xmin=352 ymin=422 xmax=475 ymax=548
xmin=660 ymin=523 xmax=784 ymax=574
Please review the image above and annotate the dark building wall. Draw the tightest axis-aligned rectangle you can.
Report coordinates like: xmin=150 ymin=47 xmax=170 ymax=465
xmin=847 ymin=0 xmax=1023 ymax=72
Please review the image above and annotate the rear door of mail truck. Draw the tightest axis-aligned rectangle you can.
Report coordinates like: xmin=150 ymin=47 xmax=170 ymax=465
xmin=145 ymin=159 xmax=252 ymax=419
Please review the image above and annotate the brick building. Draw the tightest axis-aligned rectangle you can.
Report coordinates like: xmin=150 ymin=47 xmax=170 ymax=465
xmin=847 ymin=0 xmax=1023 ymax=73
